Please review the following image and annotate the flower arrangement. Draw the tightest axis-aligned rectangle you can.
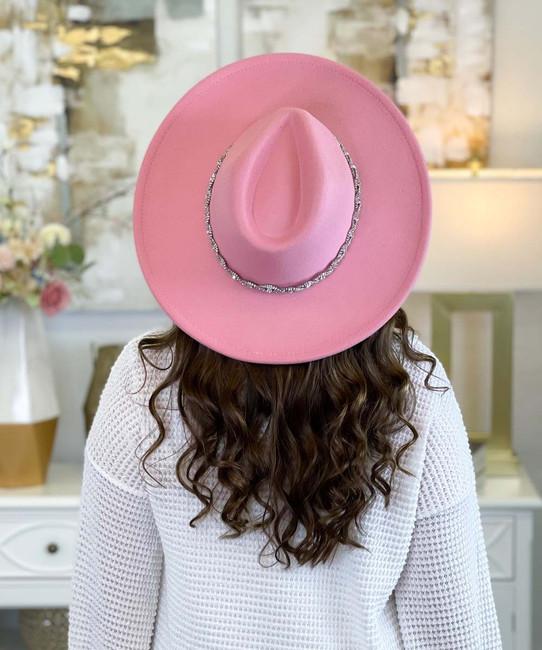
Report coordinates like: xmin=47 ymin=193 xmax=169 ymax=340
xmin=0 ymin=197 xmax=91 ymax=316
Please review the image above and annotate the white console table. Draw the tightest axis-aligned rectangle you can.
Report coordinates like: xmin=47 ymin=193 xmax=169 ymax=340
xmin=476 ymin=464 xmax=542 ymax=649
xmin=0 ymin=463 xmax=82 ymax=609
xmin=0 ymin=462 xmax=541 ymax=648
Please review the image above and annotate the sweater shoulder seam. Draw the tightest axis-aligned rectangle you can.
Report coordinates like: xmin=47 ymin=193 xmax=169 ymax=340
xmin=84 ymin=445 xmax=148 ymax=498
xmin=415 ymin=481 xmax=476 ymax=522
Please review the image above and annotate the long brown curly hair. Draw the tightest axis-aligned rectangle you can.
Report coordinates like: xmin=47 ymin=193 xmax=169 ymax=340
xmin=136 ymin=307 xmax=446 ymax=570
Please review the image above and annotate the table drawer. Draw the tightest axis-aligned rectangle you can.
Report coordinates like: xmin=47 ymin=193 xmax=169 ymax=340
xmin=481 ymin=513 xmax=515 ymax=581
xmin=0 ymin=518 xmax=78 ymax=577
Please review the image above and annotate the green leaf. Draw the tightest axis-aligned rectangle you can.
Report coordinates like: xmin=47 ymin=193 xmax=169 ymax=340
xmin=49 ymin=244 xmax=70 ymax=268
xmin=25 ymin=293 xmax=40 ymax=308
xmin=68 ymin=244 xmax=85 ymax=265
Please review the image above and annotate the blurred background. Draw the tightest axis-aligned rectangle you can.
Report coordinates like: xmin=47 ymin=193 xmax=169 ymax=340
xmin=0 ymin=0 xmax=541 ymax=648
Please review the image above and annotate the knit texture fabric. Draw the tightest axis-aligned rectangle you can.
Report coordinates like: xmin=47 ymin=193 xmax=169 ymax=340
xmin=67 ymin=331 xmax=503 ymax=649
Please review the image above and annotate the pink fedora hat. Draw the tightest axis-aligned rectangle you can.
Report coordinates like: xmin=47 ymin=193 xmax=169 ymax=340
xmin=133 ymin=53 xmax=431 ymax=364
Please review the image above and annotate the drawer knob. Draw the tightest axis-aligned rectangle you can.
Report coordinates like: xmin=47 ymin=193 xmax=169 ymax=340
xmin=47 ymin=542 xmax=59 ymax=554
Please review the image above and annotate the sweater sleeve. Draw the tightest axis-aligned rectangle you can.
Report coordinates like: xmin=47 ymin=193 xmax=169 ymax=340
xmin=68 ymin=337 xmax=164 ymax=649
xmin=394 ymin=382 xmax=503 ymax=649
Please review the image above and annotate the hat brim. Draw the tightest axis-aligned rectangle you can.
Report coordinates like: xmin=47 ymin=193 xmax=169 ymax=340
xmin=133 ymin=53 xmax=431 ymax=364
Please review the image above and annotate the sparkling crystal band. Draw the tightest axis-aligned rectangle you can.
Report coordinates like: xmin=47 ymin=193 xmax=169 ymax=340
xmin=205 ymin=137 xmax=362 ymax=294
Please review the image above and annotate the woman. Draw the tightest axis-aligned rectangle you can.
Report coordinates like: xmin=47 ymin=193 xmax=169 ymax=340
xmin=68 ymin=53 xmax=502 ymax=649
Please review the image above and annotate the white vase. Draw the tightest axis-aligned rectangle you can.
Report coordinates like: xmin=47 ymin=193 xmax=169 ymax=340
xmin=0 ymin=297 xmax=59 ymax=487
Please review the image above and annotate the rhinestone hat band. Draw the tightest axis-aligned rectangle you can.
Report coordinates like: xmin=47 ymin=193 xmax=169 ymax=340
xmin=204 ymin=137 xmax=362 ymax=294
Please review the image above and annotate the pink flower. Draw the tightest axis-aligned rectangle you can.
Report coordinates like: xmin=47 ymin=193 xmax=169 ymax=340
xmin=0 ymin=243 xmax=16 ymax=271
xmin=40 ymin=279 xmax=71 ymax=316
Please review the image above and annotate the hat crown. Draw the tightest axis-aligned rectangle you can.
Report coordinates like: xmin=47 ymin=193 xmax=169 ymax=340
xmin=209 ymin=107 xmax=355 ymax=288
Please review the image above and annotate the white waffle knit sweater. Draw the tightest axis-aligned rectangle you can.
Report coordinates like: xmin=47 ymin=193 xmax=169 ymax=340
xmin=68 ymin=331 xmax=502 ymax=650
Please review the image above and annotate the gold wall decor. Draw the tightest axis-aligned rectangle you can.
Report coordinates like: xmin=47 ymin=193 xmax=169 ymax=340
xmin=3 ymin=0 xmax=156 ymax=212
xmin=2 ymin=0 xmax=205 ymax=309
xmin=431 ymin=293 xmax=519 ymax=476
xmin=53 ymin=20 xmax=155 ymax=81
xmin=242 ymin=0 xmax=494 ymax=170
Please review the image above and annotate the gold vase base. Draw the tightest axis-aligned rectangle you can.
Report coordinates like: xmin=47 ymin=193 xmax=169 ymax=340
xmin=0 ymin=418 xmax=58 ymax=487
